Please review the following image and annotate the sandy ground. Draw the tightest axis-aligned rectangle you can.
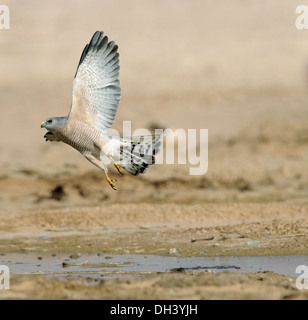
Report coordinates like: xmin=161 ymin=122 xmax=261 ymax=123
xmin=0 ymin=0 xmax=308 ymax=299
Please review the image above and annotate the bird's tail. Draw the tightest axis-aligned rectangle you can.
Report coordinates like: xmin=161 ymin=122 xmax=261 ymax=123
xmin=113 ymin=134 xmax=161 ymax=175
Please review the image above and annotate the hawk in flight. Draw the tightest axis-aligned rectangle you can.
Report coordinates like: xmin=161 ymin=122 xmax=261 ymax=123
xmin=41 ymin=31 xmax=160 ymax=190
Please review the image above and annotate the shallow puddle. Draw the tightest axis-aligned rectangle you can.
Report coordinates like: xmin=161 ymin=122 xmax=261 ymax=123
xmin=1 ymin=253 xmax=307 ymax=279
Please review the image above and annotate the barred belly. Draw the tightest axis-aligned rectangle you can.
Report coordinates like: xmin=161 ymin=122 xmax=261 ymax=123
xmin=57 ymin=120 xmax=102 ymax=155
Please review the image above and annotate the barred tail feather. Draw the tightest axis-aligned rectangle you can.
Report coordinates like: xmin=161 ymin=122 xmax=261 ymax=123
xmin=119 ymin=134 xmax=161 ymax=175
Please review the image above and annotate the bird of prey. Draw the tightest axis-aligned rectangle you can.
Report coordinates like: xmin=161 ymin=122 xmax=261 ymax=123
xmin=41 ymin=31 xmax=160 ymax=190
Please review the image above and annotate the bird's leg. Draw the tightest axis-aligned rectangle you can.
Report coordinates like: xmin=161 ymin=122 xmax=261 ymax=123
xmin=108 ymin=155 xmax=124 ymax=176
xmin=84 ymin=154 xmax=117 ymax=190
xmin=104 ymin=172 xmax=117 ymax=190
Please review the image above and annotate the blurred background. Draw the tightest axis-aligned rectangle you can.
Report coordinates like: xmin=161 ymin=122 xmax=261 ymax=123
xmin=0 ymin=0 xmax=307 ymax=211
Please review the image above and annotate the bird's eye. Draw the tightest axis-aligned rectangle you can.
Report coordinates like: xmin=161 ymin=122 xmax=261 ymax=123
xmin=47 ymin=119 xmax=52 ymax=124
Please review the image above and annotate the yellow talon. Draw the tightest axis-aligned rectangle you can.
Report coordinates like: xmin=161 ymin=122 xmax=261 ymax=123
xmin=105 ymin=173 xmax=117 ymax=190
xmin=114 ymin=163 xmax=124 ymax=175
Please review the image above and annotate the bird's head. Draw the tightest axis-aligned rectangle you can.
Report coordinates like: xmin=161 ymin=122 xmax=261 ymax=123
xmin=41 ymin=117 xmax=67 ymax=132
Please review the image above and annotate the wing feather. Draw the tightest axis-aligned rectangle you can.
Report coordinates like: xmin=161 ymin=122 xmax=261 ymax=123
xmin=69 ymin=31 xmax=121 ymax=132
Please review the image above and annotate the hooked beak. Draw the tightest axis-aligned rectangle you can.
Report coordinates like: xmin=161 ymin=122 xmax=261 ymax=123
xmin=41 ymin=122 xmax=45 ymax=128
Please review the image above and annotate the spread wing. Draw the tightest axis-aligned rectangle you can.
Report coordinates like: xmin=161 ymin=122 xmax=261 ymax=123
xmin=69 ymin=31 xmax=121 ymax=132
